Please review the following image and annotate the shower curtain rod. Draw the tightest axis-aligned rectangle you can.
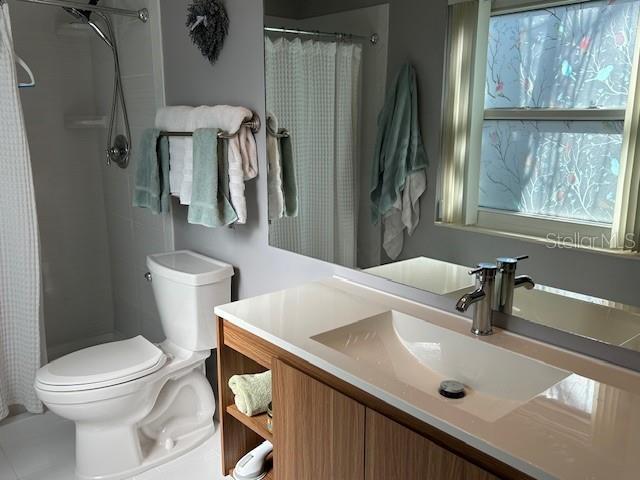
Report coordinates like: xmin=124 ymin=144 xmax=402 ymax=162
xmin=12 ymin=0 xmax=148 ymax=22
xmin=265 ymin=26 xmax=379 ymax=45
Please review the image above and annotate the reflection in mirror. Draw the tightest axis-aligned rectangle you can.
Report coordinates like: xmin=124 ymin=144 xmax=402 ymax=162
xmin=265 ymin=2 xmax=389 ymax=268
xmin=263 ymin=0 xmax=640 ymax=359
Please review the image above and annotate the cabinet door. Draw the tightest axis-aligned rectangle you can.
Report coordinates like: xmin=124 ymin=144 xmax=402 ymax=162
xmin=365 ymin=409 xmax=498 ymax=480
xmin=272 ymin=358 xmax=365 ymax=480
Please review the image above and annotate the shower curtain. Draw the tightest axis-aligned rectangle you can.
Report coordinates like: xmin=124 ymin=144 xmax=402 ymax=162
xmin=0 ymin=2 xmax=43 ymax=419
xmin=265 ymin=36 xmax=362 ymax=267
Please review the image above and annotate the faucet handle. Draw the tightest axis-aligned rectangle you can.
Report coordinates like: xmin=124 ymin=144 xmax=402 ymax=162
xmin=497 ymin=255 xmax=529 ymax=272
xmin=496 ymin=255 xmax=528 ymax=264
xmin=469 ymin=263 xmax=498 ymax=280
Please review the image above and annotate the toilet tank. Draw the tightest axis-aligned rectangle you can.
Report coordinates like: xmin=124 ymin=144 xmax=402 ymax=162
xmin=146 ymin=250 xmax=234 ymax=351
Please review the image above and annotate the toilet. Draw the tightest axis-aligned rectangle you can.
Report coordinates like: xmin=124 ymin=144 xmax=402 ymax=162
xmin=34 ymin=250 xmax=233 ymax=480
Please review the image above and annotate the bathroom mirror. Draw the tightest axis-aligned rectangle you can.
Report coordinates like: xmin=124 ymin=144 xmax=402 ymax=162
xmin=263 ymin=0 xmax=640 ymax=358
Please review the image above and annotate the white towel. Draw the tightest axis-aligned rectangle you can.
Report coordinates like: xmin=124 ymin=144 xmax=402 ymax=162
xmin=382 ymin=169 xmax=426 ymax=260
xmin=155 ymin=107 xmax=195 ymax=205
xmin=267 ymin=113 xmax=284 ymax=221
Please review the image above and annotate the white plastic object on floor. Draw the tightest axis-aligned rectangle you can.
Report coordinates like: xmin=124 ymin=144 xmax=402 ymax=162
xmin=232 ymin=440 xmax=273 ymax=480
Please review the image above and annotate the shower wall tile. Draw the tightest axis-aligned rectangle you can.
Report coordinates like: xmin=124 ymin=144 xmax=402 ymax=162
xmin=114 ymin=299 xmax=142 ymax=340
xmin=12 ymin=2 xmax=116 ymax=349
xmin=122 ymin=75 xmax=158 ymax=128
xmin=103 ymin=167 xmax=132 ymax=220
xmin=96 ymin=0 xmax=173 ymax=341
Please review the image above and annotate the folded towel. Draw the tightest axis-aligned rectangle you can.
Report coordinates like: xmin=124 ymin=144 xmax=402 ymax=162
xmin=370 ymin=64 xmax=427 ymax=259
xmin=267 ymin=113 xmax=285 ymax=221
xmin=187 ymin=129 xmax=238 ymax=227
xmin=280 ymin=131 xmax=298 ymax=217
xmin=168 ymin=137 xmax=185 ymax=196
xmin=228 ymin=370 xmax=272 ymax=417
xmin=236 ymin=126 xmax=258 ymax=181
xmin=156 ymin=106 xmax=195 ymax=205
xmin=132 ymin=128 xmax=170 ymax=214
xmin=227 ymin=133 xmax=250 ymax=224
xmin=179 ymin=139 xmax=194 ymax=205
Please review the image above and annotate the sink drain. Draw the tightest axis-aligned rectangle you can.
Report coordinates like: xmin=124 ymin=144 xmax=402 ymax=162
xmin=439 ymin=380 xmax=466 ymax=399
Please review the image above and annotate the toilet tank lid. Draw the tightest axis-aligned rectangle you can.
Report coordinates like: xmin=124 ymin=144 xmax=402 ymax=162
xmin=147 ymin=250 xmax=234 ymax=286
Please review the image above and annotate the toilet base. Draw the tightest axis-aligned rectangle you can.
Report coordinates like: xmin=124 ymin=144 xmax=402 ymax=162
xmin=73 ymin=369 xmax=217 ymax=480
xmin=75 ymin=424 xmax=215 ymax=480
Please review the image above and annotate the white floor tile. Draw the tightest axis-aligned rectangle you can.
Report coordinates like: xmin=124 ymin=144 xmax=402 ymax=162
xmin=20 ymin=461 xmax=76 ymax=480
xmin=0 ymin=412 xmax=66 ymax=450
xmin=0 ymin=447 xmax=17 ymax=480
xmin=1 ymin=419 xmax=74 ymax=478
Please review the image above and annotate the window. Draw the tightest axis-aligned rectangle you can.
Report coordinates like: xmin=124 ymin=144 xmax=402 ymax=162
xmin=439 ymin=0 xmax=640 ymax=251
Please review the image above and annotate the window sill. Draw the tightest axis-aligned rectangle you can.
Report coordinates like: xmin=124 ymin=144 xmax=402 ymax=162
xmin=433 ymin=220 xmax=640 ymax=261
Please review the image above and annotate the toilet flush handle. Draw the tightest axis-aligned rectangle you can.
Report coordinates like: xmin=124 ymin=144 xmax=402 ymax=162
xmin=144 ymin=272 xmax=152 ymax=283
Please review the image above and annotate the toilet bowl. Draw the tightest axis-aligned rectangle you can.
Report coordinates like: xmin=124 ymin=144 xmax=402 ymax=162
xmin=35 ymin=251 xmax=234 ymax=480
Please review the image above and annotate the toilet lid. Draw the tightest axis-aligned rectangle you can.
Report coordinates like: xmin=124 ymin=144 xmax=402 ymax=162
xmin=37 ymin=336 xmax=166 ymax=391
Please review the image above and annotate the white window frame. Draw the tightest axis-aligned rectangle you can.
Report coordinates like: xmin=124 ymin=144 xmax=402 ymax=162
xmin=454 ymin=0 xmax=640 ymax=250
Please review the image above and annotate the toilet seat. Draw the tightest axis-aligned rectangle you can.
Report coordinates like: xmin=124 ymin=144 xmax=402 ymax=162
xmin=36 ymin=336 xmax=167 ymax=392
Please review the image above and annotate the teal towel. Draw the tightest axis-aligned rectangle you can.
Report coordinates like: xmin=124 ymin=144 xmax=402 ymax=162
xmin=188 ymin=129 xmax=238 ymax=228
xmin=280 ymin=132 xmax=298 ymax=217
xmin=370 ymin=63 xmax=427 ymax=224
xmin=133 ymin=128 xmax=170 ymax=214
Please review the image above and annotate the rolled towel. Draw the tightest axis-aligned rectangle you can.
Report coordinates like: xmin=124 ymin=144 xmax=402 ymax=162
xmin=228 ymin=370 xmax=272 ymax=417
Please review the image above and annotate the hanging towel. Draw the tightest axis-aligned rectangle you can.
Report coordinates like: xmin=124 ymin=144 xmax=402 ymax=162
xmin=156 ymin=105 xmax=258 ymax=222
xmin=155 ymin=106 xmax=195 ymax=205
xmin=132 ymin=128 xmax=170 ymax=214
xmin=188 ymin=129 xmax=238 ymax=227
xmin=370 ymin=63 xmax=427 ymax=259
xmin=228 ymin=370 xmax=272 ymax=417
xmin=191 ymin=105 xmax=259 ymax=182
xmin=267 ymin=113 xmax=285 ymax=220
xmin=280 ymin=131 xmax=298 ymax=217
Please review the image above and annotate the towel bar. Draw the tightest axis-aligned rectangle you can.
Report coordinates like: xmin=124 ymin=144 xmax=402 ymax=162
xmin=159 ymin=112 xmax=261 ymax=140
xmin=266 ymin=125 xmax=290 ymax=139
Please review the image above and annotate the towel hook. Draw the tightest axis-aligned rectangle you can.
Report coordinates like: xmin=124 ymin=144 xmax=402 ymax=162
xmin=16 ymin=55 xmax=35 ymax=89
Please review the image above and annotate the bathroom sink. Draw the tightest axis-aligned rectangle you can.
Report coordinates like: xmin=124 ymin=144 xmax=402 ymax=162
xmin=312 ymin=311 xmax=569 ymax=422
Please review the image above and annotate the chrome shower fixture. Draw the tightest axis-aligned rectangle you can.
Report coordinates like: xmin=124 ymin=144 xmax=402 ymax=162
xmin=63 ymin=3 xmax=131 ymax=168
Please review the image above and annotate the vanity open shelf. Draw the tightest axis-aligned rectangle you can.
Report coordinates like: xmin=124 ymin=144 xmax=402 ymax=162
xmin=224 ymin=404 xmax=273 ymax=443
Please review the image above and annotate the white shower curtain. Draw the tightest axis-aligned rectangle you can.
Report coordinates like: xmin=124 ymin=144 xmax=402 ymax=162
xmin=0 ymin=2 xmax=43 ymax=419
xmin=265 ymin=36 xmax=361 ymax=267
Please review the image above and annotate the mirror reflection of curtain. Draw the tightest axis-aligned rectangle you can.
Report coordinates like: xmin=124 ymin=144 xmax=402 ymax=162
xmin=266 ymin=36 xmax=362 ymax=267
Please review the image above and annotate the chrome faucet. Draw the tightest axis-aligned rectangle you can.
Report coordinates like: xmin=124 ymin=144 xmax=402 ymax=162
xmin=456 ymin=263 xmax=498 ymax=336
xmin=495 ymin=256 xmax=535 ymax=315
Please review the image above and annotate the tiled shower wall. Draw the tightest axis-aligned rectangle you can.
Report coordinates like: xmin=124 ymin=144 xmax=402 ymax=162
xmin=93 ymin=0 xmax=173 ymax=343
xmin=12 ymin=0 xmax=171 ymax=354
xmin=13 ymin=1 xmax=115 ymax=351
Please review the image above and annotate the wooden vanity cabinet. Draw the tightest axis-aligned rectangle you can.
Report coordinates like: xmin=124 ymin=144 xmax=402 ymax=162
xmin=272 ymin=359 xmax=365 ymax=480
xmin=272 ymin=359 xmax=497 ymax=480
xmin=365 ymin=409 xmax=498 ymax=480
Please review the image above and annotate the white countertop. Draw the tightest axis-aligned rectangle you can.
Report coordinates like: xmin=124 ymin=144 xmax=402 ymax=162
xmin=214 ymin=277 xmax=640 ymax=480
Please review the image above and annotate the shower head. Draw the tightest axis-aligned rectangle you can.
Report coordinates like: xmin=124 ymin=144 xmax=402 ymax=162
xmin=63 ymin=0 xmax=99 ymax=21
xmin=62 ymin=4 xmax=113 ymax=49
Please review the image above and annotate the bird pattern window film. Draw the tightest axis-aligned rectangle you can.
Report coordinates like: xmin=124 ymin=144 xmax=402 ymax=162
xmin=479 ymin=0 xmax=640 ymax=223
xmin=480 ymin=120 xmax=623 ymax=223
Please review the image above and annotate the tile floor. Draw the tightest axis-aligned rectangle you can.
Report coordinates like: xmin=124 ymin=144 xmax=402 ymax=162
xmin=0 ymin=412 xmax=230 ymax=480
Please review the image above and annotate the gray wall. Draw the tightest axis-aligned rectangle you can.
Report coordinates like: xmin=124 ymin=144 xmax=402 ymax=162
xmin=161 ymin=0 xmax=640 ymax=306
xmin=160 ymin=0 xmax=336 ymax=300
